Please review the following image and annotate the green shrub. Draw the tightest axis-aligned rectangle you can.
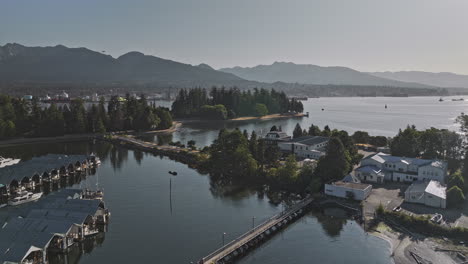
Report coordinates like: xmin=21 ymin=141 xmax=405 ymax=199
xmin=447 ymin=186 xmax=466 ymax=208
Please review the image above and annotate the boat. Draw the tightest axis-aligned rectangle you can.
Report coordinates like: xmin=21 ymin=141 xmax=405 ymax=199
xmin=430 ymin=213 xmax=444 ymax=224
xmin=8 ymin=191 xmax=43 ymax=206
xmin=452 ymin=98 xmax=464 ymax=101
xmin=0 ymin=203 xmax=7 ymax=209
xmin=385 ymin=104 xmax=387 ymax=109
xmin=89 ymin=153 xmax=101 ymax=166
xmin=168 ymin=171 xmax=178 ymax=176
xmin=0 ymin=156 xmax=20 ymax=168
xmin=439 ymin=97 xmax=444 ymax=102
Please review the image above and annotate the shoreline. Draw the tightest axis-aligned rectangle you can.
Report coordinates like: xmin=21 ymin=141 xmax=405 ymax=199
xmin=368 ymin=222 xmax=460 ymax=264
xmin=229 ymin=113 xmax=306 ymax=121
xmin=0 ymin=122 xmax=181 ymax=147
xmin=175 ymin=112 xmax=306 ymax=124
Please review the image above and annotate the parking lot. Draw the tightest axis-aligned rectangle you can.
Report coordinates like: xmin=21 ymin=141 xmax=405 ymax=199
xmin=362 ymin=182 xmax=468 ymax=229
xmin=362 ymin=183 xmax=406 ymax=220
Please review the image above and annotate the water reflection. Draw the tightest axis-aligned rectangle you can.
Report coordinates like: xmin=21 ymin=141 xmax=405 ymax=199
xmin=315 ymin=208 xmax=348 ymax=238
xmin=48 ymin=233 xmax=106 ymax=264
xmin=1 ymin=141 xmax=392 ymax=264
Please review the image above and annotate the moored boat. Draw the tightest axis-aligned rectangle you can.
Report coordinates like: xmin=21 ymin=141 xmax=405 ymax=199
xmin=0 ymin=156 xmax=21 ymax=168
xmin=89 ymin=153 xmax=101 ymax=166
xmin=8 ymin=191 xmax=43 ymax=206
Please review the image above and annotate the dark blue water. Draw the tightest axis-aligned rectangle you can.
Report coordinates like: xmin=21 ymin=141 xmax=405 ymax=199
xmin=0 ymin=141 xmax=393 ymax=264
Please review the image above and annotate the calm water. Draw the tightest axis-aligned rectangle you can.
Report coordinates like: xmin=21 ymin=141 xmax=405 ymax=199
xmin=138 ymin=96 xmax=467 ymax=148
xmin=0 ymin=141 xmax=392 ymax=264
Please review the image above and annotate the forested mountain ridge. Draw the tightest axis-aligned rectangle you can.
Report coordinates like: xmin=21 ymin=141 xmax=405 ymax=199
xmin=220 ymin=62 xmax=430 ymax=88
xmin=370 ymin=71 xmax=468 ymax=88
xmin=0 ymin=43 xmax=251 ymax=86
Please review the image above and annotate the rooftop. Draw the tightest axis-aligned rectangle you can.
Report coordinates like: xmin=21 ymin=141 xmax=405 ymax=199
xmin=365 ymin=152 xmax=446 ymax=169
xmin=0 ymin=154 xmax=87 ymax=185
xmin=425 ymin=180 xmax=446 ymax=199
xmin=342 ymin=174 xmax=361 ymax=183
xmin=289 ymin=136 xmax=329 ymax=146
xmin=405 ymin=180 xmax=446 ymax=199
xmin=355 ymin=165 xmax=382 ymax=174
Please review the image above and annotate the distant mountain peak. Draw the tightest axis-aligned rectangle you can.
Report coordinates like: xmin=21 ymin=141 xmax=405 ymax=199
xmin=197 ymin=63 xmax=214 ymax=70
xmin=117 ymin=51 xmax=146 ymax=60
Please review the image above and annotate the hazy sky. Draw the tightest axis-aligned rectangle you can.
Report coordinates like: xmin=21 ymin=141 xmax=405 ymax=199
xmin=1 ymin=0 xmax=467 ymax=74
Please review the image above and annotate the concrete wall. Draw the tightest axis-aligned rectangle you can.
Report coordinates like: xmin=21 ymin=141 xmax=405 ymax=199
xmin=424 ymin=193 xmax=446 ymax=209
xmin=324 ymin=184 xmax=372 ymax=201
xmin=405 ymin=190 xmax=446 ymax=209
xmin=418 ymin=165 xmax=445 ymax=183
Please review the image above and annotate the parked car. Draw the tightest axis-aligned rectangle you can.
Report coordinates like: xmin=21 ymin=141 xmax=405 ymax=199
xmin=392 ymin=206 xmax=402 ymax=212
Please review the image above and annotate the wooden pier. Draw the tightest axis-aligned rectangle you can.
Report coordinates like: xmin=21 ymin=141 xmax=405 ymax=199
xmin=199 ymin=197 xmax=314 ymax=264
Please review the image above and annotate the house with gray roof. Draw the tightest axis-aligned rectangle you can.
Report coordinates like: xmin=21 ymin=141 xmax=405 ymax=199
xmin=404 ymin=180 xmax=446 ymax=208
xmin=356 ymin=152 xmax=447 ymax=184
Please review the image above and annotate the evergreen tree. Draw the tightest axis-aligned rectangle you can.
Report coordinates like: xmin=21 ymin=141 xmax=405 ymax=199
xmin=315 ymin=137 xmax=351 ymax=182
xmin=293 ymin=123 xmax=303 ymax=138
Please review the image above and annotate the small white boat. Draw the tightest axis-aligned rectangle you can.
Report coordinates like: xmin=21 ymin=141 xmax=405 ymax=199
xmin=8 ymin=191 xmax=43 ymax=206
xmin=430 ymin=213 xmax=444 ymax=224
xmin=0 ymin=204 xmax=7 ymax=209
xmin=0 ymin=156 xmax=20 ymax=168
xmin=89 ymin=154 xmax=101 ymax=166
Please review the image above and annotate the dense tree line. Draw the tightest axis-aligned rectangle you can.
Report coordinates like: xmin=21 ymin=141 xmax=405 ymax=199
xmin=171 ymin=87 xmax=304 ymax=119
xmin=203 ymin=123 xmax=362 ymax=193
xmin=350 ymin=131 xmax=388 ymax=147
xmin=389 ymin=125 xmax=463 ymax=172
xmin=0 ymin=94 xmax=173 ymax=139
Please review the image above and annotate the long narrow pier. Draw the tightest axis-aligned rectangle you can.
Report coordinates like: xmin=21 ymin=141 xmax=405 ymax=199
xmin=108 ymin=135 xmax=200 ymax=166
xmin=199 ymin=197 xmax=314 ymax=264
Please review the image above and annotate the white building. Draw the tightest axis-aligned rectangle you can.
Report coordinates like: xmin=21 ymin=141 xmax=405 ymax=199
xmin=278 ymin=136 xmax=329 ymax=160
xmin=355 ymin=152 xmax=447 ymax=183
xmin=325 ymin=177 xmax=372 ymax=201
xmin=404 ymin=180 xmax=446 ymax=208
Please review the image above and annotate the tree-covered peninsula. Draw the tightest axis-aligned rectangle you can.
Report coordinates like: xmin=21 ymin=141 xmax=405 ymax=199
xmin=0 ymin=94 xmax=173 ymax=139
xmin=171 ymin=87 xmax=304 ymax=119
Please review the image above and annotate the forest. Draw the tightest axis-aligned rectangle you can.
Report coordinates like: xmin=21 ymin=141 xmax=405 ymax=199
xmin=0 ymin=94 xmax=173 ymax=139
xmin=171 ymin=87 xmax=304 ymax=119
xmin=201 ymin=123 xmax=362 ymax=194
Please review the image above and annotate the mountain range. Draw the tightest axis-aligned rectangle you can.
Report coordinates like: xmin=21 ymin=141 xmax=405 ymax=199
xmin=369 ymin=71 xmax=468 ymax=89
xmin=219 ymin=62 xmax=430 ymax=88
xmin=1 ymin=43 xmax=468 ymax=92
xmin=0 ymin=43 xmax=251 ymax=87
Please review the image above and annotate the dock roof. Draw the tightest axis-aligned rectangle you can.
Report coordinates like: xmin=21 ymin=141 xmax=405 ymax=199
xmin=0 ymin=154 xmax=87 ymax=185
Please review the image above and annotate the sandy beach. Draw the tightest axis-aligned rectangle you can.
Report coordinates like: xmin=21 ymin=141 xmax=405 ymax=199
xmin=370 ymin=222 xmax=463 ymax=264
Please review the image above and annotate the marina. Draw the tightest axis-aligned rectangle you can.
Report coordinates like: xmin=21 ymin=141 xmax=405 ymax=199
xmin=0 ymin=154 xmax=101 ymax=208
xmin=0 ymin=189 xmax=110 ymax=264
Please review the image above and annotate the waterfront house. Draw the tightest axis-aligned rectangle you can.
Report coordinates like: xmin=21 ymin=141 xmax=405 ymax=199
xmin=278 ymin=136 xmax=329 ymax=160
xmin=325 ymin=174 xmax=372 ymax=201
xmin=356 ymin=152 xmax=447 ymax=183
xmin=263 ymin=131 xmax=291 ymax=145
xmin=404 ymin=180 xmax=446 ymax=209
